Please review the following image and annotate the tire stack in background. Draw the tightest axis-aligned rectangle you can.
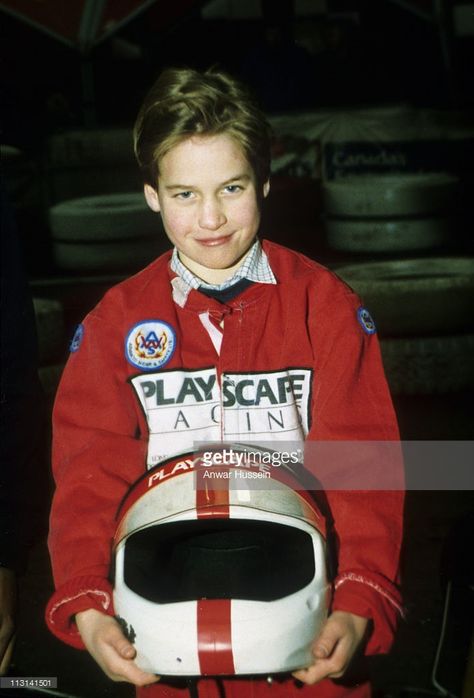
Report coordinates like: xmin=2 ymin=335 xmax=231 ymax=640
xmin=269 ymin=105 xmax=474 ymax=425
xmin=322 ymin=172 xmax=459 ymax=256
xmin=48 ymin=192 xmax=165 ymax=273
xmin=335 ymin=258 xmax=474 ymax=399
xmin=268 ymin=104 xmax=474 ymax=258
xmin=321 ymin=145 xmax=474 ymax=411
xmin=46 ymin=128 xmax=141 ymax=203
xmin=45 ymin=128 xmax=167 ymax=275
xmin=309 ymin=106 xmax=474 ymax=412
xmin=33 ymin=129 xmax=171 ymax=397
xmin=269 ymin=104 xmax=420 ymax=256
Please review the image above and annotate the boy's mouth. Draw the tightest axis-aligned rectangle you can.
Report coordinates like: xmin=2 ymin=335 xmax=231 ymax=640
xmin=196 ymin=234 xmax=233 ymax=247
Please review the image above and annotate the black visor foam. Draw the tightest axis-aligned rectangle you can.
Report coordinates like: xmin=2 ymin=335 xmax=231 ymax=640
xmin=123 ymin=518 xmax=315 ymax=602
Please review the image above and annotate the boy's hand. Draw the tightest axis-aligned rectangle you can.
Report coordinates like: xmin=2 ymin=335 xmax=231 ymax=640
xmin=292 ymin=611 xmax=368 ymax=686
xmin=75 ymin=609 xmax=158 ymax=686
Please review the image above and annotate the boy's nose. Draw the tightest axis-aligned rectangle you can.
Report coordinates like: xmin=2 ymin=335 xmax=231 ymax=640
xmin=198 ymin=199 xmax=226 ymax=230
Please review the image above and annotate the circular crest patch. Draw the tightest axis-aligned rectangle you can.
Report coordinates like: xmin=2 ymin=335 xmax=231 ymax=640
xmin=357 ymin=307 xmax=377 ymax=335
xmin=70 ymin=324 xmax=84 ymax=353
xmin=125 ymin=320 xmax=176 ymax=370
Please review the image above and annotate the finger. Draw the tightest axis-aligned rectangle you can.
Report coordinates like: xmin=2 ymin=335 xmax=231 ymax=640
xmin=101 ymin=625 xmax=157 ymax=685
xmin=292 ymin=658 xmax=335 ymax=685
xmin=104 ymin=623 xmax=136 ymax=660
xmin=313 ymin=618 xmax=344 ymax=659
xmin=324 ymin=633 xmax=354 ymax=679
xmin=99 ymin=642 xmax=158 ymax=686
xmin=109 ymin=659 xmax=158 ymax=687
xmin=291 ymin=616 xmax=351 ymax=685
xmin=295 ymin=635 xmax=353 ymax=684
xmin=77 ymin=611 xmax=158 ymax=686
xmin=292 ymin=636 xmax=353 ymax=686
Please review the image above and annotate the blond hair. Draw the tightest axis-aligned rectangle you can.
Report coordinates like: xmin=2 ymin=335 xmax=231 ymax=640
xmin=133 ymin=66 xmax=272 ymax=189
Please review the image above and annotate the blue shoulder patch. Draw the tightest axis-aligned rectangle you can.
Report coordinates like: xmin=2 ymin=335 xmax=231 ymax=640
xmin=357 ymin=307 xmax=377 ymax=335
xmin=70 ymin=324 xmax=84 ymax=352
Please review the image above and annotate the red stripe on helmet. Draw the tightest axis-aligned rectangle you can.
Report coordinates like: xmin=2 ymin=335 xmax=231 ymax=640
xmin=195 ymin=467 xmax=230 ymax=519
xmin=197 ymin=599 xmax=235 ymax=675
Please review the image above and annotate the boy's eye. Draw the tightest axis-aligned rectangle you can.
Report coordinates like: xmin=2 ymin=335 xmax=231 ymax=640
xmin=175 ymin=191 xmax=194 ymax=200
xmin=223 ymin=184 xmax=242 ymax=194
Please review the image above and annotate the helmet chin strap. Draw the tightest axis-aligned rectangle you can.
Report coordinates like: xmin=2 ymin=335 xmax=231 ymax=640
xmin=185 ymin=674 xmax=274 ymax=696
xmin=186 ymin=678 xmax=199 ymax=698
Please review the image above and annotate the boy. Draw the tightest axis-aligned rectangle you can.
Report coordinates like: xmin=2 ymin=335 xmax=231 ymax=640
xmin=46 ymin=67 xmax=404 ymax=697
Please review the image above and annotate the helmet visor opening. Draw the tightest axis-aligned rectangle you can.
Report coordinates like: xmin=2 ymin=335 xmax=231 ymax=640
xmin=123 ymin=519 xmax=315 ymax=603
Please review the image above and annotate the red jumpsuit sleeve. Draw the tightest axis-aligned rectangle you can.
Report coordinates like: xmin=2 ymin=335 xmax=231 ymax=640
xmin=309 ymin=280 xmax=405 ymax=655
xmin=46 ymin=304 xmax=147 ymax=648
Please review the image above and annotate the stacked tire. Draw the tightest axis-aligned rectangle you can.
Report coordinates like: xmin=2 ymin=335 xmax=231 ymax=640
xmin=49 ymin=192 xmax=166 ymax=273
xmin=336 ymin=258 xmax=474 ymax=395
xmin=323 ymin=173 xmax=459 ymax=255
xmin=46 ymin=128 xmax=141 ymax=203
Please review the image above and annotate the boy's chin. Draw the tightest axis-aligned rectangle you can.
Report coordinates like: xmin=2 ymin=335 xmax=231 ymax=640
xmin=180 ymin=249 xmax=248 ymax=278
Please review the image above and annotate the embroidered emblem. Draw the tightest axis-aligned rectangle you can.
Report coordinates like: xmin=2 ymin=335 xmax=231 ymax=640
xmin=69 ymin=324 xmax=84 ymax=352
xmin=357 ymin=307 xmax=376 ymax=335
xmin=125 ymin=320 xmax=176 ymax=370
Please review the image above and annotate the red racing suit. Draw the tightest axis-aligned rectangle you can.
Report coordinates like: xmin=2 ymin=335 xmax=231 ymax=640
xmin=46 ymin=240 xmax=404 ymax=698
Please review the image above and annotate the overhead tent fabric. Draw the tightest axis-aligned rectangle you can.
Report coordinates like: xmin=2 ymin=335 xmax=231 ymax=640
xmin=0 ymin=0 xmax=199 ymax=52
xmin=0 ymin=1 xmax=439 ymax=55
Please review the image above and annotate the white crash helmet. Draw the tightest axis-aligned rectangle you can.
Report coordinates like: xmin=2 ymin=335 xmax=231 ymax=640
xmin=113 ymin=447 xmax=329 ymax=677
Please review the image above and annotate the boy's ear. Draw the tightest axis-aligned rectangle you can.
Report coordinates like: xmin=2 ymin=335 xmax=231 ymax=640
xmin=263 ymin=180 xmax=270 ymax=198
xmin=144 ymin=184 xmax=161 ymax=212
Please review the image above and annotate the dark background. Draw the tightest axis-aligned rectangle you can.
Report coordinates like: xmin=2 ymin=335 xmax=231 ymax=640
xmin=1 ymin=1 xmax=473 ymax=697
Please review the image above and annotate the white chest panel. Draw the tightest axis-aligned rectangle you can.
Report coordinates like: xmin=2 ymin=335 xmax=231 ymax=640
xmin=130 ymin=368 xmax=312 ymax=467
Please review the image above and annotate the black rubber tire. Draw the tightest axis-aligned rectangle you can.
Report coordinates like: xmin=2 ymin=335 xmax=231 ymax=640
xmin=47 ymin=128 xmax=134 ymax=167
xmin=323 ymin=173 xmax=459 ymax=218
xmin=325 ymin=216 xmax=449 ymax=253
xmin=49 ymin=193 xmax=161 ymax=242
xmin=335 ymin=257 xmax=474 ymax=336
xmin=52 ymin=237 xmax=162 ymax=272
xmin=380 ymin=334 xmax=474 ymax=395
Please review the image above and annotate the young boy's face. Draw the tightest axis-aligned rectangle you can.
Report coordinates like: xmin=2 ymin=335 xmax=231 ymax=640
xmin=144 ymin=133 xmax=269 ymax=283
